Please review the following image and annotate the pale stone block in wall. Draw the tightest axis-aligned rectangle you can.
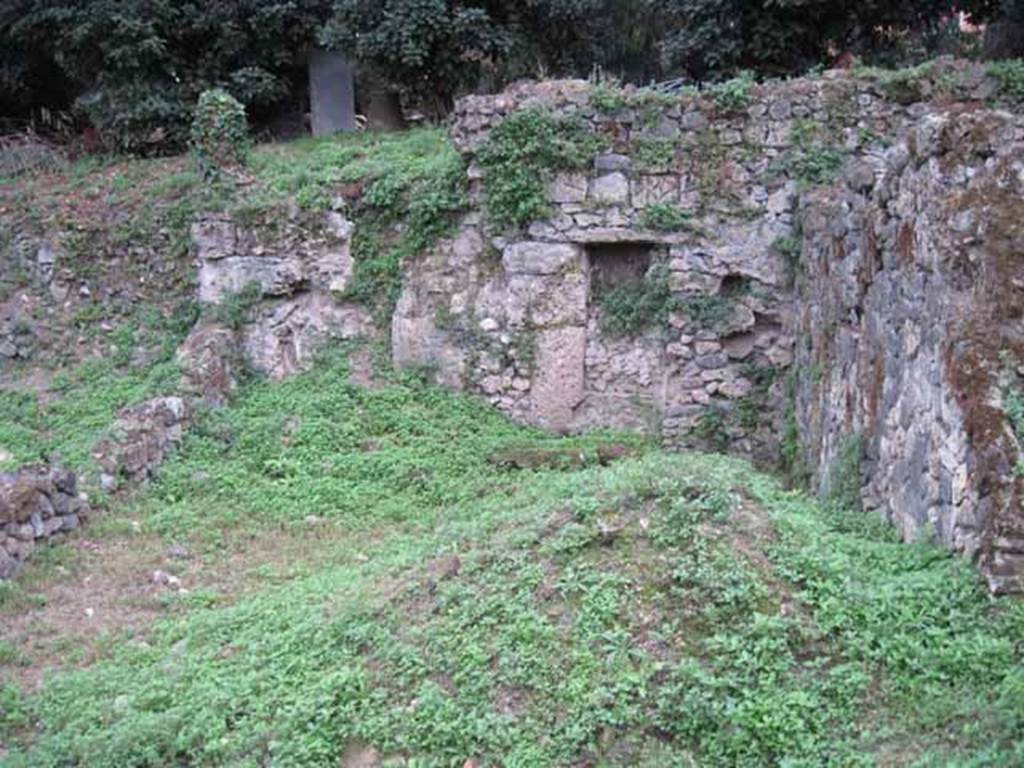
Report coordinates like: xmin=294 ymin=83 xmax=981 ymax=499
xmin=632 ymin=175 xmax=681 ymax=207
xmin=550 ymin=173 xmax=588 ymax=203
xmin=503 ymin=242 xmax=580 ymax=275
xmin=531 ymin=326 xmax=586 ymax=432
xmin=588 ymin=172 xmax=630 ymax=206
xmin=199 ymin=257 xmax=305 ymax=304
xmin=246 ymin=293 xmax=374 ymax=379
xmin=507 ymin=272 xmax=588 ymax=329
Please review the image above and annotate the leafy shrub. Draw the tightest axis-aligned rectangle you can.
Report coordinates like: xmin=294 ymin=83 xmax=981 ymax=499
xmin=631 ymin=136 xmax=676 ymax=172
xmin=679 ymin=293 xmax=737 ymax=330
xmin=4 ymin=2 xmax=327 ymax=154
xmin=599 ymin=264 xmax=677 ymax=334
xmin=771 ymin=122 xmax=847 ymax=187
xmin=190 ymin=89 xmax=249 ymax=179
xmin=711 ymin=71 xmax=755 ymax=112
xmin=639 ymin=203 xmax=695 ymax=232
xmin=989 ymin=58 xmax=1024 ymax=101
xmin=590 ymin=82 xmax=627 ymax=112
xmin=477 ymin=108 xmax=607 ymax=230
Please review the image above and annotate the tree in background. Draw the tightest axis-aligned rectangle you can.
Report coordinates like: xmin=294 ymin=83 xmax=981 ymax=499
xmin=0 ymin=0 xmax=332 ymax=152
xmin=1 ymin=0 xmax=1021 ymax=154
xmin=986 ymin=0 xmax=1024 ymax=57
xmin=319 ymin=0 xmax=512 ymax=119
xmin=660 ymin=0 xmax=1004 ymax=80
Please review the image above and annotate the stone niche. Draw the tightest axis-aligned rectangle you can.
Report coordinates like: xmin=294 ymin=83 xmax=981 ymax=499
xmin=393 ymin=211 xmax=792 ymax=457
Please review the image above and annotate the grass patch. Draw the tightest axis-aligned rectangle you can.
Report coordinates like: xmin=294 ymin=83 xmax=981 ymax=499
xmin=711 ymin=71 xmax=756 ymax=113
xmin=989 ymin=58 xmax=1024 ymax=102
xmin=0 ymin=311 xmax=192 ymax=475
xmin=3 ymin=371 xmax=1021 ymax=765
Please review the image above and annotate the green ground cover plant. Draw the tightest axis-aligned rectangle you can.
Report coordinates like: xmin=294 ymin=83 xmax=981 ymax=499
xmin=0 ymin=305 xmax=195 ymax=474
xmin=2 ymin=350 xmax=1021 ymax=767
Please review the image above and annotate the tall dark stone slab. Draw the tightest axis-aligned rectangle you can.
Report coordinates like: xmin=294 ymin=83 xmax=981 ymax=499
xmin=308 ymin=49 xmax=356 ymax=136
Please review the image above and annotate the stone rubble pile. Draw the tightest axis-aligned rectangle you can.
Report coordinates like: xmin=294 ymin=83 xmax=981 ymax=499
xmin=0 ymin=466 xmax=90 ymax=578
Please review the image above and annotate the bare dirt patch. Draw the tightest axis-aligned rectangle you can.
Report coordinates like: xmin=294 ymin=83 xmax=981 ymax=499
xmin=0 ymin=517 xmax=365 ymax=692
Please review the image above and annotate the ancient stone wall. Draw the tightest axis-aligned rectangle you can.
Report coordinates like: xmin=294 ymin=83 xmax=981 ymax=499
xmin=0 ymin=467 xmax=90 ymax=579
xmin=172 ymin=62 xmax=1024 ymax=591
xmin=191 ymin=210 xmax=378 ymax=379
xmin=795 ymin=107 xmax=1024 ymax=593
xmin=397 ymin=72 xmax=927 ymax=458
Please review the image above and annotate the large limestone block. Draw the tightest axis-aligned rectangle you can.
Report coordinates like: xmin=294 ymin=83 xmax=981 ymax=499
xmin=531 ymin=326 xmax=586 ymax=432
xmin=198 ymin=256 xmax=305 ymax=304
xmin=503 ymin=242 xmax=580 ymax=275
xmin=588 ymin=172 xmax=630 ymax=205
xmin=391 ymin=313 xmax=466 ymax=390
xmin=506 ymin=272 xmax=588 ymax=329
xmin=550 ymin=174 xmax=588 ymax=204
xmin=245 ymin=293 xmax=375 ymax=379
xmin=312 ymin=213 xmax=355 ymax=292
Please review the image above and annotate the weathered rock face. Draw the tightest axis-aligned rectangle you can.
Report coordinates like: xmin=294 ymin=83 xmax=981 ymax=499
xmin=794 ymin=108 xmax=1024 ymax=593
xmin=192 ymin=211 xmax=377 ymax=378
xmin=0 ymin=466 xmax=89 ymax=579
xmin=176 ymin=321 xmax=241 ymax=406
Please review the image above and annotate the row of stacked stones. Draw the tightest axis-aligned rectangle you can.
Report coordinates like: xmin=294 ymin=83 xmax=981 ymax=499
xmin=0 ymin=467 xmax=89 ymax=578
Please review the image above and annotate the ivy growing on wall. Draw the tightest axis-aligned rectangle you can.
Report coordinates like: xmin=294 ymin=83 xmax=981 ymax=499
xmin=771 ymin=119 xmax=847 ymax=187
xmin=477 ymin=108 xmax=607 ymax=231
xmin=598 ymin=263 xmax=677 ymax=335
xmin=190 ymin=89 xmax=250 ymax=180
xmin=639 ymin=203 xmax=701 ymax=233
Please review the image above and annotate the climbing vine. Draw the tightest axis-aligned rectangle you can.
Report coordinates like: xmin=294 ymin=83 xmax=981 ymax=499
xmin=477 ymin=108 xmax=607 ymax=231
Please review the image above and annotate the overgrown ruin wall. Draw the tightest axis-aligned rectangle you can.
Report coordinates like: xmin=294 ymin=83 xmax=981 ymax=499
xmin=795 ymin=108 xmax=1024 ymax=593
xmin=188 ymin=62 xmax=1024 ymax=592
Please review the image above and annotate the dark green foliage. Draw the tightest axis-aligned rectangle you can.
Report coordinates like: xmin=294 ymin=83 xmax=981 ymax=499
xmin=190 ymin=89 xmax=250 ymax=179
xmin=320 ymin=0 xmax=511 ymax=111
xmin=711 ymin=71 xmax=755 ymax=112
xmin=660 ymin=0 xmax=1002 ymax=80
xmin=477 ymin=108 xmax=606 ymax=230
xmin=0 ymin=0 xmax=332 ymax=153
xmin=2 ymin=0 xmax=1017 ymax=155
xmin=638 ymin=203 xmax=694 ymax=232
xmin=599 ymin=264 xmax=677 ymax=335
xmin=988 ymin=58 xmax=1024 ymax=100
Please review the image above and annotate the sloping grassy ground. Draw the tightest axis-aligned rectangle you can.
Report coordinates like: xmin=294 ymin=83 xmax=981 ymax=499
xmin=1 ymin=351 xmax=1022 ymax=767
xmin=0 ymin=127 xmax=461 ymax=477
